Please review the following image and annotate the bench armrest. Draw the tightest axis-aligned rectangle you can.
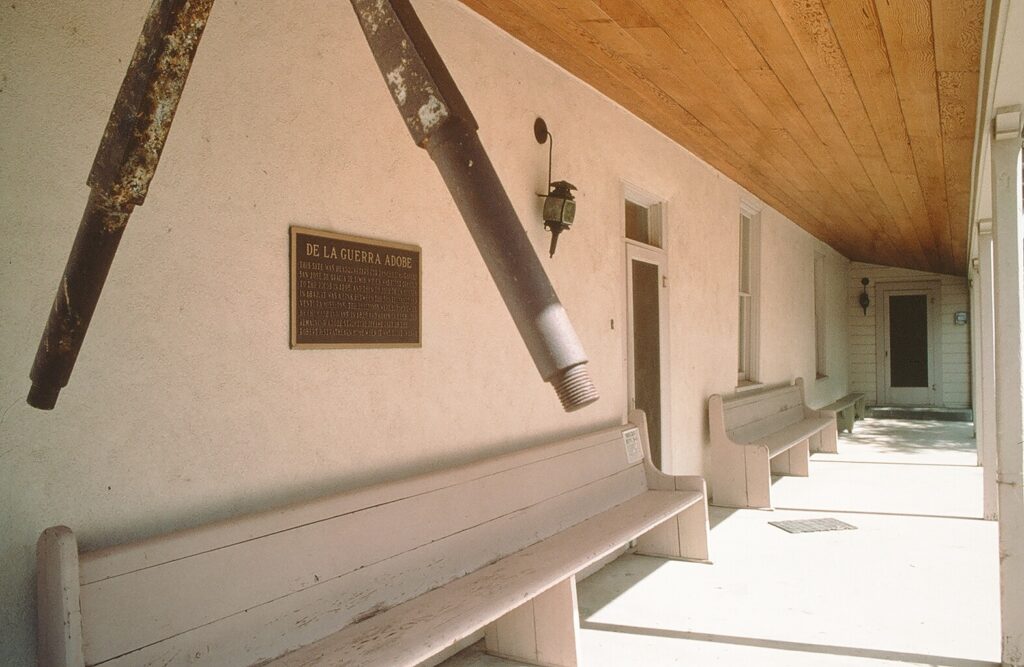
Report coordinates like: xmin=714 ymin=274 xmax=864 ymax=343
xmin=628 ymin=409 xmax=710 ymax=562
xmin=672 ymin=474 xmax=707 ymax=495
xmin=37 ymin=526 xmax=85 ymax=667
xmin=628 ymin=409 xmax=709 ymax=494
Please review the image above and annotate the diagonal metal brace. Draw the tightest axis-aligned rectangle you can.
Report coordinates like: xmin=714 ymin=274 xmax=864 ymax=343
xmin=350 ymin=0 xmax=599 ymax=411
xmin=27 ymin=0 xmax=215 ymax=410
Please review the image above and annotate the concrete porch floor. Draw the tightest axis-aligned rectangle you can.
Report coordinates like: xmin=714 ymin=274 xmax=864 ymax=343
xmin=442 ymin=418 xmax=1001 ymax=666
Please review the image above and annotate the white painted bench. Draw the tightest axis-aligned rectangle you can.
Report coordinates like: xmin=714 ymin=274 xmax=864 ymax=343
xmin=707 ymin=378 xmax=836 ymax=508
xmin=37 ymin=409 xmax=709 ymax=667
xmin=819 ymin=392 xmax=867 ymax=441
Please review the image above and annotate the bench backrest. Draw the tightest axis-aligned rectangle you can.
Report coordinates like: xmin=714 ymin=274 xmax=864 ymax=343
xmin=717 ymin=378 xmax=809 ymax=444
xmin=39 ymin=418 xmax=655 ymax=667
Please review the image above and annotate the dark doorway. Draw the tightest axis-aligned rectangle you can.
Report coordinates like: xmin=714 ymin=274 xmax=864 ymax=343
xmin=631 ymin=259 xmax=661 ymax=467
xmin=889 ymin=294 xmax=929 ymax=388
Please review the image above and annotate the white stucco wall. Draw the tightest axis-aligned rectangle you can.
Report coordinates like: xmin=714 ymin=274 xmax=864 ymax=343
xmin=759 ymin=208 xmax=850 ymax=406
xmin=0 ymin=2 xmax=850 ymax=662
xmin=848 ymin=262 xmax=971 ymax=407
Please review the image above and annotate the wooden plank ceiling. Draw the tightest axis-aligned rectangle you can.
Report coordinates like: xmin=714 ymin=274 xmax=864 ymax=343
xmin=458 ymin=0 xmax=984 ymax=275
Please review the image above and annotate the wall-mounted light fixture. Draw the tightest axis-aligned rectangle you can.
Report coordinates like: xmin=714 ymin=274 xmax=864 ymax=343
xmin=859 ymin=277 xmax=870 ymax=315
xmin=534 ymin=117 xmax=577 ymax=258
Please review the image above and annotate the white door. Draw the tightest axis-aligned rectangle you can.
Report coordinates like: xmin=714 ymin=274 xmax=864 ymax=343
xmin=626 ymin=242 xmax=670 ymax=470
xmin=880 ymin=286 xmax=939 ymax=405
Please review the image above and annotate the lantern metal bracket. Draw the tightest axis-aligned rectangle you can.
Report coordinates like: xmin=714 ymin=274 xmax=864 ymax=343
xmin=533 ymin=117 xmax=577 ymax=258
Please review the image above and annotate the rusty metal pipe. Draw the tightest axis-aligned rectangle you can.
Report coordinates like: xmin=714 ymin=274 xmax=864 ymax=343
xmin=27 ymin=0 xmax=214 ymax=409
xmin=350 ymin=0 xmax=598 ymax=411
xmin=27 ymin=193 xmax=133 ymax=409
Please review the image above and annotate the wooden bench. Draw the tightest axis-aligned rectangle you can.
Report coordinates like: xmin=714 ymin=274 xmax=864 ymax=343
xmin=707 ymin=378 xmax=837 ymax=509
xmin=37 ymin=409 xmax=709 ymax=667
xmin=819 ymin=392 xmax=867 ymax=442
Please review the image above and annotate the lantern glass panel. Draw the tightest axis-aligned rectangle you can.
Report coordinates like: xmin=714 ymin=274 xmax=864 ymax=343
xmin=561 ymin=199 xmax=576 ymax=224
xmin=544 ymin=196 xmax=575 ymax=226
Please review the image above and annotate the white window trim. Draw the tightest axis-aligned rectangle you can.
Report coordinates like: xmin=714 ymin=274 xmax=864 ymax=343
xmin=623 ymin=182 xmax=668 ymax=250
xmin=814 ymin=252 xmax=828 ymax=379
xmin=738 ymin=199 xmax=762 ymax=386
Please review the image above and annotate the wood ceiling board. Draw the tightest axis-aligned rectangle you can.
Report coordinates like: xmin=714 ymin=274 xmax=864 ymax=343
xmin=820 ymin=0 xmax=938 ymax=263
xmin=651 ymin=0 xmax=900 ymax=254
xmin=468 ymin=0 xmax=794 ymax=219
xmin=676 ymin=0 xmax=774 ymax=73
xmin=731 ymin=63 xmax=895 ymax=251
xmin=590 ymin=0 xmax=658 ymax=28
xmin=873 ymin=0 xmax=956 ymax=273
xmin=551 ymin=0 xmax=619 ymax=23
xmin=497 ymin=0 xmax=838 ymax=234
xmin=575 ymin=19 xmax=659 ymax=66
xmin=625 ymin=31 xmax=826 ymax=199
xmin=931 ymin=0 xmax=985 ymax=72
xmin=768 ymin=0 xmax=931 ymax=269
xmin=456 ymin=0 xmax=982 ymax=274
xmin=630 ymin=3 xmax=879 ymax=250
xmin=720 ymin=0 xmax=908 ymax=263
xmin=473 ymin=0 xmax=897 ymax=264
xmin=938 ymin=70 xmax=979 ymax=270
xmin=932 ymin=0 xmax=983 ymax=273
xmin=638 ymin=67 xmax=868 ymax=250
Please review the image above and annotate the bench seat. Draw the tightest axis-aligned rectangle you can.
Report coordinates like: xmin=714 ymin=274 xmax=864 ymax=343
xmin=707 ymin=378 xmax=837 ymax=508
xmin=37 ymin=410 xmax=710 ymax=667
xmin=819 ymin=392 xmax=867 ymax=442
xmin=271 ymin=489 xmax=702 ymax=666
xmin=744 ymin=416 xmax=835 ymax=458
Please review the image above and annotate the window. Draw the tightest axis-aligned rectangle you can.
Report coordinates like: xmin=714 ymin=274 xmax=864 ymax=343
xmin=624 ymin=195 xmax=663 ymax=248
xmin=738 ymin=210 xmax=760 ymax=384
xmin=814 ymin=253 xmax=828 ymax=378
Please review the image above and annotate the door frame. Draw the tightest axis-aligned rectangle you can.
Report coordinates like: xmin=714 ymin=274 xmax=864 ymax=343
xmin=625 ymin=240 xmax=672 ymax=471
xmin=874 ymin=280 xmax=943 ymax=406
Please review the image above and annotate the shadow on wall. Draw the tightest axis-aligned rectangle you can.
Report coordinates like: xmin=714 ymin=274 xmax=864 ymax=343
xmin=62 ymin=414 xmax=626 ymax=554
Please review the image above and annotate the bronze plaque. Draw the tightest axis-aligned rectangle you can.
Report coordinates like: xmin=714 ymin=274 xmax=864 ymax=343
xmin=290 ymin=227 xmax=421 ymax=348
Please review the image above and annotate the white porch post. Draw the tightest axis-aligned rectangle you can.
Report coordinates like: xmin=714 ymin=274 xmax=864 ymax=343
xmin=976 ymin=221 xmax=999 ymax=520
xmin=992 ymin=105 xmax=1024 ymax=666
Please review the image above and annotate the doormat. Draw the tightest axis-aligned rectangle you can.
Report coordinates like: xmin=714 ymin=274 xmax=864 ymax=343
xmin=768 ymin=518 xmax=857 ymax=534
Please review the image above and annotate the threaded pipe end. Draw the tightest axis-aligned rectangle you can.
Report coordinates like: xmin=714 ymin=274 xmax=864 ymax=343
xmin=551 ymin=364 xmax=599 ymax=412
xmin=27 ymin=383 xmax=59 ymax=410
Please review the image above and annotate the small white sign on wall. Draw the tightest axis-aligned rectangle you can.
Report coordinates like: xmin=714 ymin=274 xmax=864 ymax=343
xmin=622 ymin=427 xmax=644 ymax=464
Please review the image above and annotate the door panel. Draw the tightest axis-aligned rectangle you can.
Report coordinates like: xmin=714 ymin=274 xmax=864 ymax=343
xmin=631 ymin=259 xmax=661 ymax=466
xmin=882 ymin=287 xmax=937 ymax=405
xmin=626 ymin=243 xmax=670 ymax=470
xmin=889 ymin=295 xmax=929 ymax=387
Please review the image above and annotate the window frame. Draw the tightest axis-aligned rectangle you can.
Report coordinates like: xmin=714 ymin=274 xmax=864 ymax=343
xmin=738 ymin=201 xmax=761 ymax=386
xmin=814 ymin=252 xmax=828 ymax=379
xmin=623 ymin=183 xmax=665 ymax=249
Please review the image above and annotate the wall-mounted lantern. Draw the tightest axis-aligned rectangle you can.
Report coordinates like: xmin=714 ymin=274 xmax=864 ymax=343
xmin=859 ymin=277 xmax=870 ymax=315
xmin=534 ymin=117 xmax=577 ymax=257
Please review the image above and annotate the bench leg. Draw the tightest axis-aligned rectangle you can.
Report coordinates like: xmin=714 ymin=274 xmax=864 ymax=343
xmin=811 ymin=414 xmax=838 ymax=453
xmin=770 ymin=441 xmax=810 ymax=477
xmin=745 ymin=447 xmax=773 ymax=508
xmin=636 ymin=501 xmax=710 ymax=562
xmin=485 ymin=577 xmax=580 ymax=667
xmin=840 ymin=407 xmax=855 ymax=433
xmin=818 ymin=420 xmax=839 ymax=454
